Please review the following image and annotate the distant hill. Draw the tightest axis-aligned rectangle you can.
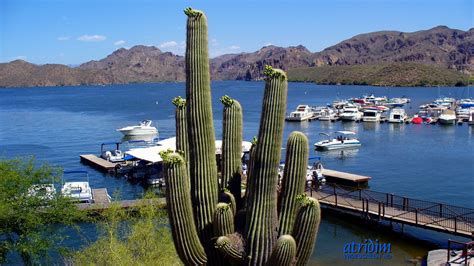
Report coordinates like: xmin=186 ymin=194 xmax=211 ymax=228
xmin=288 ymin=63 xmax=469 ymax=87
xmin=0 ymin=26 xmax=472 ymax=87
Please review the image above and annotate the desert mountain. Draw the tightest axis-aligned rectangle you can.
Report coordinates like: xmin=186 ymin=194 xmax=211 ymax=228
xmin=0 ymin=26 xmax=471 ymax=87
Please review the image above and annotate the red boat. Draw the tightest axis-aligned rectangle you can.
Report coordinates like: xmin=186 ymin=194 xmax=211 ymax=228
xmin=412 ymin=116 xmax=423 ymax=124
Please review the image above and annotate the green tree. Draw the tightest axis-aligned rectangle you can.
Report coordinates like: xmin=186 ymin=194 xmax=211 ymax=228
xmin=0 ymin=158 xmax=85 ymax=264
xmin=71 ymin=195 xmax=181 ymax=265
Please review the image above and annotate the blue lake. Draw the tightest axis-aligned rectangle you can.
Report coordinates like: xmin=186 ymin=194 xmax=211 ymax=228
xmin=0 ymin=81 xmax=472 ymax=265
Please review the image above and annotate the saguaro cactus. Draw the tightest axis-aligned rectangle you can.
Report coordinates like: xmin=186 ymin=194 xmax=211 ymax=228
xmin=184 ymin=7 xmax=218 ymax=247
xmin=220 ymin=95 xmax=243 ymax=208
xmin=163 ymin=7 xmax=321 ymax=266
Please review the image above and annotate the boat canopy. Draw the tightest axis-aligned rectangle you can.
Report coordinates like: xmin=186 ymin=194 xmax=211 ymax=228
xmin=335 ymin=131 xmax=357 ymax=135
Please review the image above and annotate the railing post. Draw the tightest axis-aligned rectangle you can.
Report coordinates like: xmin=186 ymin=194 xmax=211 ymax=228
xmin=454 ymin=217 xmax=457 ymax=233
xmin=378 ymin=202 xmax=381 ymax=221
xmin=382 ymin=203 xmax=385 ymax=217
xmin=390 ymin=193 xmax=394 ymax=207
xmin=335 ymin=193 xmax=338 ymax=207
xmin=386 ymin=193 xmax=389 ymax=205
xmin=362 ymin=199 xmax=365 ymax=212
xmin=439 ymin=203 xmax=442 ymax=217
xmin=415 ymin=209 xmax=418 ymax=224
xmin=447 ymin=240 xmax=451 ymax=262
xmin=366 ymin=199 xmax=369 ymax=214
xmin=403 ymin=197 xmax=407 ymax=211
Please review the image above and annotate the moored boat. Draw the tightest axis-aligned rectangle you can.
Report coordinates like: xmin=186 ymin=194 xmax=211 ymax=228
xmin=117 ymin=120 xmax=158 ymax=136
xmin=362 ymin=109 xmax=381 ymax=122
xmin=340 ymin=106 xmax=363 ymax=121
xmin=438 ymin=110 xmax=456 ymax=125
xmin=286 ymin=105 xmax=314 ymax=121
xmin=388 ymin=108 xmax=408 ymax=123
xmin=314 ymin=131 xmax=361 ymax=151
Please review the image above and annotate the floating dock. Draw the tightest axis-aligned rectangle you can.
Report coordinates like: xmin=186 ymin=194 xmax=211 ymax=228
xmin=80 ymin=154 xmax=118 ymax=173
xmin=92 ymin=188 xmax=111 ymax=204
xmin=321 ymin=168 xmax=371 ymax=186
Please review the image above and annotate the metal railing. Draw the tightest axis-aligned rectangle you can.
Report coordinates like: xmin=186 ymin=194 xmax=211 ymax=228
xmin=447 ymin=239 xmax=474 ymax=265
xmin=307 ymin=183 xmax=474 ymax=235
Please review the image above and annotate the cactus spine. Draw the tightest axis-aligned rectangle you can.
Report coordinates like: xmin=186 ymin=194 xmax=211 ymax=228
xmin=162 ymin=153 xmax=207 ymax=265
xmin=164 ymin=8 xmax=320 ymax=266
xmin=220 ymin=95 xmax=243 ymax=208
xmin=292 ymin=197 xmax=321 ymax=265
xmin=278 ymin=132 xmax=308 ymax=236
xmin=267 ymin=235 xmax=297 ymax=266
xmin=245 ymin=65 xmax=288 ymax=265
xmin=184 ymin=7 xmax=218 ymax=246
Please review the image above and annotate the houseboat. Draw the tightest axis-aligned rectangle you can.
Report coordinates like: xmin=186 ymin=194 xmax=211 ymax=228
xmin=362 ymin=109 xmax=381 ymax=122
xmin=286 ymin=105 xmax=314 ymax=121
xmin=388 ymin=108 xmax=408 ymax=123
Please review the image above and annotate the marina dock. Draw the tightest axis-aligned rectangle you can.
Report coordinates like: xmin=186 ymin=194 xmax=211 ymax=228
xmin=308 ymin=184 xmax=473 ymax=238
xmin=80 ymin=154 xmax=118 ymax=173
xmin=321 ymin=168 xmax=371 ymax=185
xmin=91 ymin=188 xmax=111 ymax=204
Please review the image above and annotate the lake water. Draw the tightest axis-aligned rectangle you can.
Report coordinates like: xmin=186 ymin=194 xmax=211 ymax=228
xmin=0 ymin=81 xmax=472 ymax=265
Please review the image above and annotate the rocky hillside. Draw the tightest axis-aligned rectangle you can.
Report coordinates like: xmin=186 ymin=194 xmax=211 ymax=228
xmin=0 ymin=26 xmax=471 ymax=87
xmin=79 ymin=45 xmax=185 ymax=83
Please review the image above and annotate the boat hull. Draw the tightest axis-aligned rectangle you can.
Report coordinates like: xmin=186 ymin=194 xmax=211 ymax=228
xmin=118 ymin=128 xmax=158 ymax=136
xmin=315 ymin=143 xmax=361 ymax=151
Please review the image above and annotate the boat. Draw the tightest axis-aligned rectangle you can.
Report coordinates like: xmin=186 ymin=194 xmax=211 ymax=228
xmin=100 ymin=142 xmax=125 ymax=162
xmin=310 ymin=106 xmax=326 ymax=120
xmin=339 ymin=106 xmax=363 ymax=121
xmin=286 ymin=105 xmax=314 ymax=121
xmin=318 ymin=108 xmax=337 ymax=121
xmin=61 ymin=170 xmax=93 ymax=203
xmin=433 ymin=97 xmax=455 ymax=108
xmin=458 ymin=98 xmax=474 ymax=108
xmin=468 ymin=108 xmax=474 ymax=125
xmin=362 ymin=109 xmax=381 ymax=122
xmin=388 ymin=108 xmax=408 ymax=123
xmin=383 ymin=97 xmax=409 ymax=108
xmin=438 ymin=110 xmax=456 ymax=125
xmin=117 ymin=120 xmax=158 ymax=136
xmin=314 ymin=131 xmax=361 ymax=151
xmin=411 ymin=116 xmax=423 ymax=124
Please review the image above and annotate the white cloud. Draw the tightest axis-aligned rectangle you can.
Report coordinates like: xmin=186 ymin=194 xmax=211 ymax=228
xmin=210 ymin=38 xmax=219 ymax=46
xmin=210 ymin=45 xmax=241 ymax=57
xmin=77 ymin=34 xmax=106 ymax=42
xmin=159 ymin=41 xmax=178 ymax=48
xmin=114 ymin=40 xmax=126 ymax=46
xmin=57 ymin=36 xmax=70 ymax=41
xmin=11 ymin=55 xmax=27 ymax=61
xmin=159 ymin=40 xmax=185 ymax=55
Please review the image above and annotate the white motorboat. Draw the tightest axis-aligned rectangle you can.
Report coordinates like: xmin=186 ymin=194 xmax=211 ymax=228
xmin=438 ymin=109 xmax=456 ymax=125
xmin=318 ymin=108 xmax=337 ymax=121
xmin=340 ymin=106 xmax=363 ymax=121
xmin=362 ymin=109 xmax=381 ymax=122
xmin=314 ymin=131 xmax=361 ymax=151
xmin=388 ymin=108 xmax=408 ymax=123
xmin=117 ymin=120 xmax=158 ymax=136
xmin=61 ymin=170 xmax=93 ymax=203
xmin=433 ymin=97 xmax=455 ymax=107
xmin=469 ymin=107 xmax=474 ymax=125
xmin=286 ymin=105 xmax=314 ymax=121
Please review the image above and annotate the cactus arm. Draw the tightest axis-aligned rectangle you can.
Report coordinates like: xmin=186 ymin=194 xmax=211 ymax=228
xmin=266 ymin=235 xmax=297 ymax=266
xmin=245 ymin=66 xmax=288 ymax=265
xmin=219 ymin=190 xmax=237 ymax=216
xmin=184 ymin=7 xmax=218 ymax=246
xmin=292 ymin=196 xmax=321 ymax=265
xmin=215 ymin=236 xmax=245 ymax=263
xmin=172 ymin=96 xmax=189 ymax=162
xmin=220 ymin=95 xmax=243 ymax=209
xmin=213 ymin=203 xmax=235 ymax=237
xmin=163 ymin=153 xmax=207 ymax=265
xmin=278 ymin=132 xmax=309 ymax=236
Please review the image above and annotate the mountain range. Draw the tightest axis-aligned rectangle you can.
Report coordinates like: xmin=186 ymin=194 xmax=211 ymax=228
xmin=0 ymin=26 xmax=472 ymax=87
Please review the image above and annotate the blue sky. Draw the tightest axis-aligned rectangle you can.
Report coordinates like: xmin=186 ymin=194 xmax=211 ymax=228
xmin=1 ymin=0 xmax=472 ymax=65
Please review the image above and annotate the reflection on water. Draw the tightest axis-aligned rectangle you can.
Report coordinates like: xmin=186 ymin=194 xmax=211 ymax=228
xmin=121 ymin=134 xmax=159 ymax=143
xmin=388 ymin=123 xmax=405 ymax=134
xmin=316 ymin=148 xmax=360 ymax=160
xmin=362 ymin=122 xmax=380 ymax=131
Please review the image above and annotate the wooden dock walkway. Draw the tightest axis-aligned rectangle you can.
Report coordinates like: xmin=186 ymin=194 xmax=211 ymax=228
xmin=91 ymin=188 xmax=111 ymax=204
xmin=80 ymin=154 xmax=118 ymax=173
xmin=308 ymin=184 xmax=473 ymax=238
xmin=322 ymin=169 xmax=371 ymax=185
